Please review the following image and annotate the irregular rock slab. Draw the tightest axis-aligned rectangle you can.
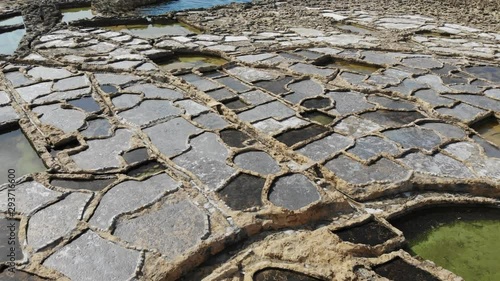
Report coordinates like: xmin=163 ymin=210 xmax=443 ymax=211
xmin=193 ymin=113 xmax=229 ymax=130
xmin=275 ymin=124 xmax=328 ymax=146
xmin=44 ymin=230 xmax=140 ymax=281
xmin=436 ymin=103 xmax=486 ymax=123
xmin=174 ymin=100 xmax=210 ymax=116
xmin=16 ymin=82 xmax=53 ymax=102
xmin=81 ymin=118 xmax=113 ymax=138
xmin=144 ymin=118 xmax=201 ymax=157
xmin=325 ymin=155 xmax=411 ymax=185
xmin=288 ymin=79 xmax=323 ymax=97
xmin=0 ymin=181 xmax=61 ymax=215
xmin=327 ymin=91 xmax=374 ymax=115
xmin=443 ymin=94 xmax=500 ymax=112
xmin=253 ymin=116 xmax=308 ymax=135
xmin=226 ymin=66 xmax=278 ymax=82
xmin=334 ymin=116 xmax=383 ymax=137
xmin=348 ymin=136 xmax=400 ymax=160
xmin=174 ymin=132 xmax=236 ymax=189
xmin=268 ymin=173 xmax=320 ymax=210
xmin=413 ymin=89 xmax=454 ymax=107
xmin=0 ymin=106 xmax=19 ymax=125
xmin=361 ymin=110 xmax=425 ymax=127
xmin=71 ymin=129 xmax=133 ymax=171
xmin=0 ymin=91 xmax=10 ymax=105
xmin=367 ymin=96 xmax=416 ymax=110
xmin=238 ymin=101 xmax=295 ymax=123
xmin=27 ymin=67 xmax=72 ymax=80
xmin=233 ymin=151 xmax=280 ymax=175
xmin=33 ymin=104 xmax=86 ymax=133
xmin=114 ymin=199 xmax=208 ymax=260
xmin=290 ymin=63 xmax=335 ymax=77
xmin=118 ymin=100 xmax=182 ymax=128
xmin=383 ymin=127 xmax=442 ymax=151
xmin=112 ymin=94 xmax=142 ymax=110
xmin=90 ymin=173 xmax=179 ymax=229
xmin=420 ymin=122 xmax=466 ymax=139
xmin=399 ymin=152 xmax=475 ymax=178
xmin=444 ymin=141 xmax=500 ymax=179
xmin=28 ymin=192 xmax=91 ymax=251
xmin=218 ymin=173 xmax=265 ymax=210
xmin=297 ymin=133 xmax=354 ymax=161
xmin=94 ymin=73 xmax=140 ymax=86
xmin=53 ymin=75 xmax=90 ymax=91
xmin=124 ymin=83 xmax=184 ymax=100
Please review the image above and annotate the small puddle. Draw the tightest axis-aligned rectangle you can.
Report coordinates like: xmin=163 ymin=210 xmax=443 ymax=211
xmin=254 ymin=76 xmax=294 ymax=95
xmin=0 ymin=125 xmax=45 ymax=184
xmin=157 ymin=54 xmax=228 ymax=71
xmin=465 ymin=66 xmax=500 ymax=82
xmin=105 ymin=21 xmax=200 ymax=38
xmin=254 ymin=268 xmax=321 ymax=281
xmin=50 ymin=177 xmax=115 ymax=191
xmin=415 ymin=30 xmax=452 ymax=38
xmin=126 ymin=160 xmax=166 ymax=178
xmin=316 ymin=57 xmax=381 ymax=75
xmin=390 ymin=205 xmax=500 ymax=281
xmin=68 ymin=96 xmax=101 ymax=113
xmin=61 ymin=6 xmax=95 ymax=23
xmin=301 ymin=111 xmax=335 ymax=125
xmin=136 ymin=0 xmax=252 ymax=16
xmin=0 ymin=28 xmax=26 ymax=55
xmin=471 ymin=117 xmax=500 ymax=147
xmin=0 ymin=15 xmax=24 ymax=27
xmin=220 ymin=129 xmax=251 ymax=148
xmin=333 ymin=220 xmax=397 ymax=246
xmin=122 ymin=147 xmax=149 ymax=164
xmin=301 ymin=97 xmax=332 ymax=109
xmin=373 ymin=257 xmax=440 ymax=281
xmin=218 ymin=173 xmax=264 ymax=210
xmin=100 ymin=85 xmax=119 ymax=94
xmin=223 ymin=98 xmax=249 ymax=110
xmin=337 ymin=23 xmax=374 ymax=34
xmin=275 ymin=124 xmax=328 ymax=146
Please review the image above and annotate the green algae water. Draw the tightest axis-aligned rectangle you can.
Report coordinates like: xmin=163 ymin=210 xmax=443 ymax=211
xmin=0 ymin=127 xmax=46 ymax=185
xmin=391 ymin=205 xmax=500 ymax=281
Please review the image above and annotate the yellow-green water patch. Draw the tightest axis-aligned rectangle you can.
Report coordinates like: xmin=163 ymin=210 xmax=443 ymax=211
xmin=61 ymin=7 xmax=95 ymax=23
xmin=391 ymin=206 xmax=500 ymax=281
xmin=471 ymin=117 xmax=500 ymax=147
xmin=0 ymin=126 xmax=46 ymax=184
xmin=316 ymin=57 xmax=381 ymax=75
xmin=302 ymin=111 xmax=335 ymax=125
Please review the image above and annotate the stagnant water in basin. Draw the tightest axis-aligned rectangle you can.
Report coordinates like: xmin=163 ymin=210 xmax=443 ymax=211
xmin=471 ymin=117 xmax=500 ymax=147
xmin=391 ymin=205 xmax=500 ymax=281
xmin=137 ymin=0 xmax=252 ymax=16
xmin=0 ymin=126 xmax=46 ymax=185
xmin=0 ymin=28 xmax=26 ymax=55
xmin=0 ymin=16 xmax=24 ymax=27
xmin=61 ymin=7 xmax=95 ymax=23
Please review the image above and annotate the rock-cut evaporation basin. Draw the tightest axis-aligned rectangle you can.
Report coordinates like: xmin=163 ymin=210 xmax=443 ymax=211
xmin=61 ymin=7 xmax=95 ymax=23
xmin=0 ymin=15 xmax=25 ymax=56
xmin=471 ymin=117 xmax=500 ymax=147
xmin=136 ymin=0 xmax=252 ymax=16
xmin=104 ymin=22 xmax=201 ymax=38
xmin=0 ymin=126 xmax=45 ymax=185
xmin=390 ymin=205 xmax=500 ymax=281
xmin=316 ymin=57 xmax=381 ymax=75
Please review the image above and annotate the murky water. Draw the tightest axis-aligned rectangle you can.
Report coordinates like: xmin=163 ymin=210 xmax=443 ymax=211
xmin=0 ymin=127 xmax=45 ymax=185
xmin=302 ymin=111 xmax=334 ymax=125
xmin=137 ymin=0 xmax=252 ymax=16
xmin=337 ymin=23 xmax=374 ymax=35
xmin=472 ymin=117 xmax=500 ymax=147
xmin=158 ymin=55 xmax=228 ymax=71
xmin=391 ymin=205 xmax=500 ymax=281
xmin=317 ymin=58 xmax=381 ymax=75
xmin=0 ymin=16 xmax=24 ymax=27
xmin=61 ymin=7 xmax=94 ymax=23
xmin=0 ymin=28 xmax=26 ymax=55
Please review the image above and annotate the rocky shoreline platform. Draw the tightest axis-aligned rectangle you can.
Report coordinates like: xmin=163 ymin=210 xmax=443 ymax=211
xmin=0 ymin=0 xmax=499 ymax=280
